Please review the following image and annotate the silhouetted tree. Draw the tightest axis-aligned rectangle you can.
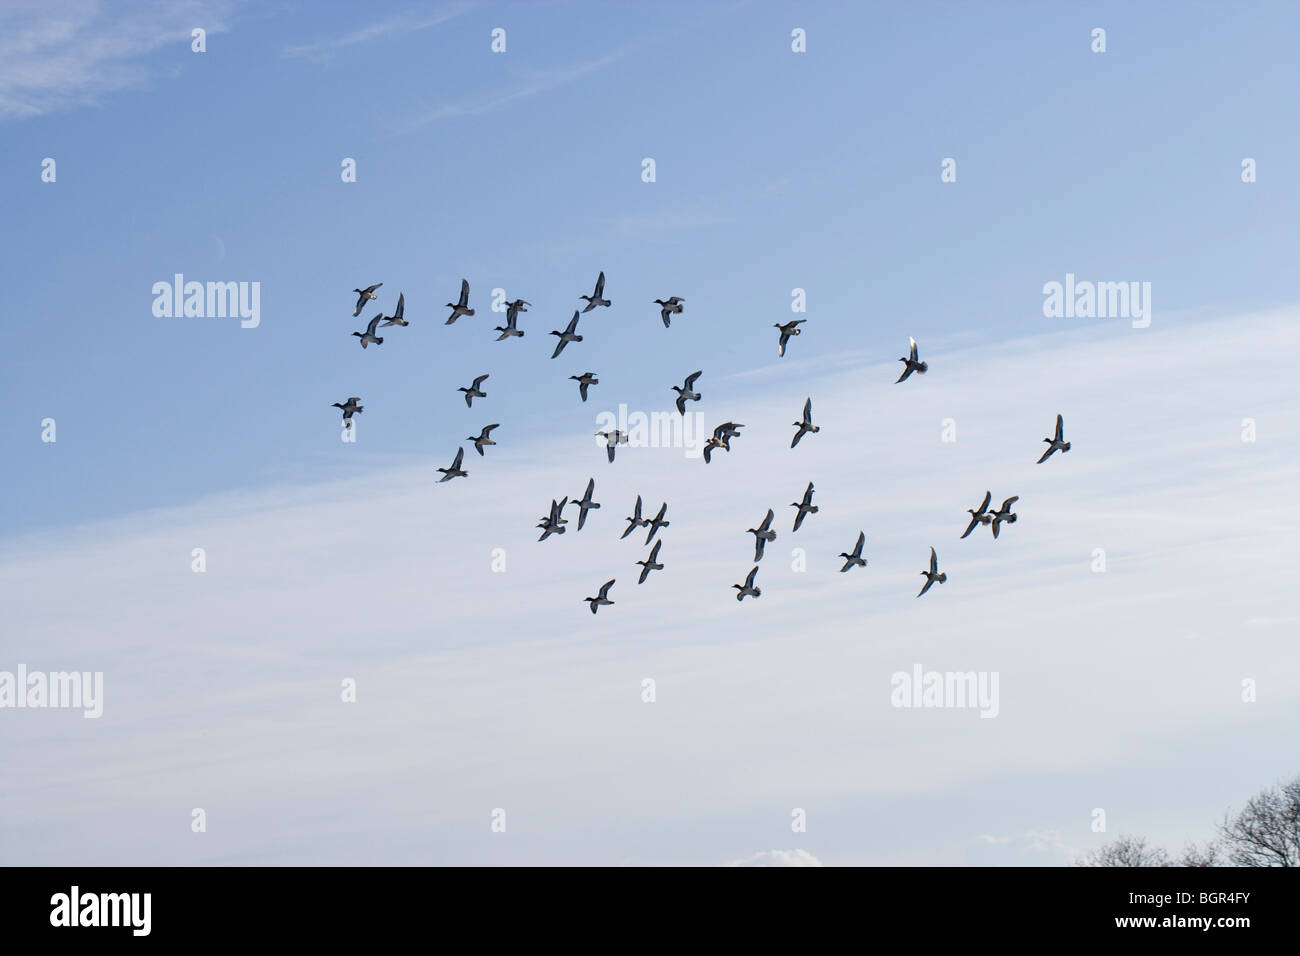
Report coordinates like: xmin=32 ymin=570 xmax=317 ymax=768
xmin=1074 ymin=773 xmax=1298 ymax=867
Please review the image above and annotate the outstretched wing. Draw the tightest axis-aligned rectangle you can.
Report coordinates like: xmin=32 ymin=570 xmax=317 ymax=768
xmin=565 ymin=312 xmax=580 ymax=335
xmin=929 ymin=547 xmax=938 ymax=574
xmin=1054 ymin=414 xmax=1064 ymax=441
xmin=802 ymin=397 xmax=813 ymax=424
xmin=594 ymin=272 xmax=605 ymax=297
xmin=598 ymin=578 xmax=615 ymax=599
xmin=451 ymin=447 xmax=464 ymax=470
xmin=394 ymin=292 xmax=404 ymax=318
xmin=458 ymin=279 xmax=470 ymax=307
xmin=365 ymin=313 xmax=383 ymax=335
xmin=744 ymin=566 xmax=759 ymax=589
xmin=853 ymin=531 xmax=865 ymax=557
xmin=909 ymin=336 xmax=919 ymax=362
xmin=684 ymin=370 xmax=702 ymax=389
xmin=1000 ymin=496 xmax=1019 ymax=512
xmin=977 ymin=490 xmax=991 ymax=514
xmin=759 ymin=508 xmax=774 ymax=532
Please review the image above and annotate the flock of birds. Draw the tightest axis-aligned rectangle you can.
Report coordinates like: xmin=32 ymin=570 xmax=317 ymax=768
xmin=336 ymin=275 xmax=1073 ymax=611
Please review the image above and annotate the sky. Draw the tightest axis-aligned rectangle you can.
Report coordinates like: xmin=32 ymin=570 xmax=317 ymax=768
xmin=2 ymin=1 xmax=1298 ymax=866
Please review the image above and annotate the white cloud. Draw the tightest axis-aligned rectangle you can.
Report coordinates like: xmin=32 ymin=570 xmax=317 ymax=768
xmin=726 ymin=850 xmax=824 ymax=867
xmin=0 ymin=0 xmax=234 ymax=120
xmin=282 ymin=3 xmax=472 ymax=61
xmin=2 ymin=306 xmax=1297 ymax=864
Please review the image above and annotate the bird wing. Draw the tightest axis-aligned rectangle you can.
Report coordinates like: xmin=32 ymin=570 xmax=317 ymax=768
xmin=652 ymin=503 xmax=667 ymax=523
xmin=754 ymin=537 xmax=765 ymax=562
xmin=960 ymin=516 xmax=980 ymax=539
xmin=854 ymin=531 xmax=865 ymax=557
xmin=802 ymin=483 xmax=815 ymax=506
xmin=684 ymin=370 xmax=702 ymax=390
xmin=778 ymin=331 xmax=789 ymax=356
xmin=598 ymin=579 xmax=614 ymax=599
xmin=745 ymin=566 xmax=758 ymax=589
xmin=565 ymin=312 xmax=580 ymax=334
xmin=977 ymin=490 xmax=991 ymax=514
xmin=803 ymin=397 xmax=813 ymax=423
xmin=483 ymin=424 xmax=499 ymax=436
xmin=451 ymin=448 xmax=464 ymax=469
xmin=929 ymin=547 xmax=938 ymax=574
xmin=472 ymin=374 xmax=489 ymax=389
xmin=660 ymin=307 xmax=671 ymax=327
xmin=633 ymin=495 xmax=643 ymax=519
xmin=917 ymin=577 xmax=934 ymax=597
xmin=675 ymin=393 xmax=686 ymax=414
xmin=1000 ymin=496 xmax=1019 ymax=511
xmin=458 ymin=279 xmax=470 ymax=307
xmin=1055 ymin=414 xmax=1064 ymax=441
xmin=366 ymin=283 xmax=382 ymax=294
xmin=791 ymin=429 xmax=803 ymax=449
xmin=909 ymin=336 xmax=919 ymax=361
xmin=365 ymin=314 xmax=382 ymax=335
xmin=394 ymin=292 xmax=404 ymax=318
xmin=648 ymin=540 xmax=661 ymax=562
xmin=895 ymin=366 xmax=912 ymax=383
xmin=594 ymin=272 xmax=605 ymax=297
xmin=760 ymin=508 xmax=774 ymax=531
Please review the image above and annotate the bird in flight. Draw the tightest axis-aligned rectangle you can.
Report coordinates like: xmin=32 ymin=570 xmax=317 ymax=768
xmin=596 ymin=428 xmax=628 ymax=463
xmin=621 ymin=495 xmax=650 ymax=540
xmin=747 ymin=508 xmax=777 ymax=562
xmin=352 ymin=283 xmax=381 ymax=317
xmin=436 ymin=447 xmax=467 ymax=482
xmin=570 ymin=372 xmax=599 ymax=402
xmin=458 ymin=374 xmax=489 ymax=407
xmin=790 ymin=482 xmax=818 ymax=532
xmin=989 ymin=496 xmax=1019 ymax=539
xmin=1037 ymin=414 xmax=1071 ymax=463
xmin=839 ymin=532 xmax=868 ymax=572
xmin=896 ymin=336 xmax=928 ymax=382
xmin=445 ymin=279 xmax=474 ymax=324
xmin=571 ymin=478 xmax=600 ymax=531
xmin=636 ymin=540 xmax=664 ymax=584
xmin=580 ymin=271 xmax=611 ymax=312
xmin=494 ymin=307 xmax=524 ymax=340
xmin=774 ymin=319 xmax=805 ymax=357
xmin=331 ymin=396 xmax=362 ymax=426
xmin=960 ymin=491 xmax=993 ymax=539
xmin=791 ymin=397 xmax=819 ymax=448
xmin=550 ymin=312 xmax=583 ymax=358
xmin=584 ymin=579 xmax=616 ymax=614
xmin=645 ymin=502 xmax=670 ymax=545
xmin=537 ymin=498 xmax=568 ymax=540
xmin=379 ymin=292 xmax=407 ymax=327
xmin=916 ymin=547 xmax=947 ymax=597
xmin=654 ymin=296 xmax=684 ymax=327
xmin=468 ymin=424 xmax=499 ymax=456
xmin=352 ymin=313 xmax=384 ymax=348
xmin=732 ymin=566 xmax=761 ymax=601
xmin=672 ymin=370 xmax=702 ymax=414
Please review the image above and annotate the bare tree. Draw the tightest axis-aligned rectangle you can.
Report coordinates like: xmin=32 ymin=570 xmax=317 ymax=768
xmin=1218 ymin=776 xmax=1300 ymax=867
xmin=1075 ymin=835 xmax=1171 ymax=867
xmin=1073 ymin=773 xmax=1300 ymax=867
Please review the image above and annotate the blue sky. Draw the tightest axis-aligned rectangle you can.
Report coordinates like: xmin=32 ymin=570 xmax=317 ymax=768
xmin=2 ymin=1 xmax=1299 ymax=866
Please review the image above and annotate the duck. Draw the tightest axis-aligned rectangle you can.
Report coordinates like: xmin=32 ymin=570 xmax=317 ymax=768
xmin=895 ymin=336 xmax=928 ymax=382
xmin=584 ymin=579 xmax=616 ymax=614
xmin=468 ymin=424 xmax=499 ymax=456
xmin=445 ymin=279 xmax=474 ymax=324
xmin=774 ymin=319 xmax=805 ymax=357
xmin=596 ymin=428 xmax=628 ymax=463
xmin=654 ymin=296 xmax=684 ymax=327
xmin=1037 ymin=414 xmax=1071 ymax=463
xmin=989 ymin=496 xmax=1019 ymax=539
xmin=351 ymin=313 xmax=384 ymax=348
xmin=458 ymin=374 xmax=489 ymax=407
xmin=747 ymin=508 xmax=777 ymax=562
xmin=838 ymin=532 xmax=867 ymax=572
xmin=572 ymin=478 xmax=600 ymax=530
xmin=570 ymin=372 xmax=599 ymax=402
xmin=917 ymin=547 xmax=947 ymax=597
xmin=436 ymin=447 xmax=468 ymax=482
xmin=580 ymin=271 xmax=610 ymax=312
xmin=636 ymin=540 xmax=664 ymax=584
xmin=352 ymin=283 xmax=382 ymax=316
xmin=960 ymin=491 xmax=993 ymax=539
xmin=331 ymin=396 xmax=363 ymax=426
xmin=379 ymin=292 xmax=407 ymax=326
xmin=494 ymin=308 xmax=525 ymax=340
xmin=550 ymin=312 xmax=583 ymax=358
xmin=732 ymin=566 xmax=761 ymax=601
xmin=791 ymin=482 xmax=818 ymax=532
xmin=791 ymin=397 xmax=819 ymax=448
xmin=671 ymin=370 xmax=702 ymax=414
xmin=621 ymin=495 xmax=651 ymax=539
xmin=645 ymin=502 xmax=669 ymax=545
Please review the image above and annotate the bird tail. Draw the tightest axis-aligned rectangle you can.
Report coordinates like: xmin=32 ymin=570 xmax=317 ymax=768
xmin=375 ymin=336 xmax=383 ymax=344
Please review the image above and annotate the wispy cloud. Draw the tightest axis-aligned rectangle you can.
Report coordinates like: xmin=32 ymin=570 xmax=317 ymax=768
xmin=0 ymin=0 xmax=234 ymax=120
xmin=406 ymin=47 xmax=635 ymax=129
xmin=282 ymin=3 xmax=472 ymax=61
xmin=725 ymin=850 xmax=824 ymax=867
